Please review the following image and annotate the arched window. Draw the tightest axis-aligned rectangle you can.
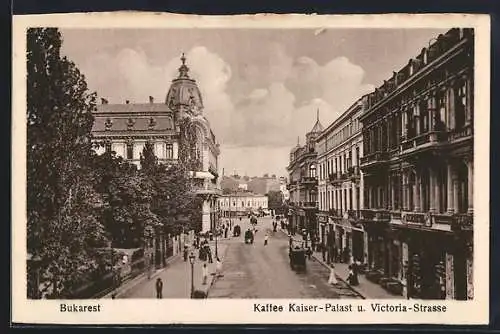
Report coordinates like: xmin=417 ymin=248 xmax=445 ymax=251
xmin=309 ymin=164 xmax=317 ymax=178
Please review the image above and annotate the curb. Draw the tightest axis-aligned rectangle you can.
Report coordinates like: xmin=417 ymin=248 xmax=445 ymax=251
xmin=204 ymin=243 xmax=230 ymax=298
xmin=104 ymin=252 xmax=183 ymax=299
xmin=311 ymin=253 xmax=366 ymax=299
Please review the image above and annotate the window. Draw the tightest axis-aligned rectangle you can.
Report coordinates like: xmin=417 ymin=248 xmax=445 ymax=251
xmin=309 ymin=164 xmax=316 ymax=178
xmin=166 ymin=144 xmax=173 ymax=159
xmin=455 ymin=81 xmax=467 ymax=129
xmin=105 ymin=141 xmax=112 ymax=153
xmin=126 ymin=142 xmax=134 ymax=160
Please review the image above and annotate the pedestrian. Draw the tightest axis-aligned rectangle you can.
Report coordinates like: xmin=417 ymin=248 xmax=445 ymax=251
xmin=183 ymin=245 xmax=188 ymax=262
xmin=202 ymin=263 xmax=208 ymax=285
xmin=155 ymin=278 xmax=163 ymax=299
xmin=216 ymin=257 xmax=223 ymax=277
xmin=328 ymin=265 xmax=338 ymax=285
xmin=347 ymin=265 xmax=359 ymax=286
xmin=224 ymin=227 xmax=228 ymax=239
xmin=264 ymin=233 xmax=269 ymax=246
xmin=207 ymin=245 xmax=213 ymax=263
xmin=321 ymin=243 xmax=327 ymax=262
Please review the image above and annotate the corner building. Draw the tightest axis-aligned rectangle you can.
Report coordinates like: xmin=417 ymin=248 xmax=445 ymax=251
xmin=92 ymin=54 xmax=221 ymax=234
xmin=316 ymin=97 xmax=367 ymax=265
xmin=286 ymin=115 xmax=322 ymax=237
xmin=359 ymin=28 xmax=474 ymax=300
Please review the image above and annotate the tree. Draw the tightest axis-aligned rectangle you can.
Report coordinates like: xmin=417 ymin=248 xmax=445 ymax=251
xmin=27 ymin=28 xmax=107 ymax=298
xmin=267 ymin=190 xmax=285 ymax=213
xmin=140 ymin=140 xmax=157 ymax=175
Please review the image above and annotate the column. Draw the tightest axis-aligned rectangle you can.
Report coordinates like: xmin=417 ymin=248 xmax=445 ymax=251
xmin=402 ymin=241 xmax=409 ymax=299
xmin=391 ymin=177 xmax=396 ymax=210
xmin=419 ymin=174 xmax=425 ymax=212
xmin=346 ymin=187 xmax=351 ymax=212
xmin=445 ymin=252 xmax=455 ymax=299
xmin=435 ymin=168 xmax=442 ymax=213
xmin=447 ymin=164 xmax=455 ymax=214
xmin=429 ymin=168 xmax=437 ymax=213
xmin=402 ymin=173 xmax=408 ymax=211
xmin=453 ymin=174 xmax=460 ymax=214
xmin=352 ymin=184 xmax=358 ymax=212
xmin=465 ymin=77 xmax=472 ymax=125
xmin=363 ymin=231 xmax=369 ymax=264
xmin=466 ymin=246 xmax=474 ymax=300
xmin=467 ymin=158 xmax=473 ymax=214
xmin=414 ymin=172 xmax=421 ymax=212
xmin=360 ymin=172 xmax=365 ymax=210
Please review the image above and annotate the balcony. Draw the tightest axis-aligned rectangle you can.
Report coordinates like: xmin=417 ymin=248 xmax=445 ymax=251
xmin=193 ymin=179 xmax=222 ymax=196
xmin=452 ymin=213 xmax=473 ymax=231
xmin=286 ymin=181 xmax=297 ymax=190
xmin=401 ymin=131 xmax=447 ymax=155
xmin=299 ymin=201 xmax=318 ymax=209
xmin=449 ymin=124 xmax=473 ymax=142
xmin=300 ymin=176 xmax=318 ymax=186
xmin=360 ymin=209 xmax=391 ymax=222
xmin=360 ymin=151 xmax=389 ymax=167
xmin=401 ymin=212 xmax=427 ymax=225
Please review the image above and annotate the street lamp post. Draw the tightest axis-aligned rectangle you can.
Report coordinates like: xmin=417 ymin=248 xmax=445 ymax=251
xmin=189 ymin=252 xmax=195 ymax=298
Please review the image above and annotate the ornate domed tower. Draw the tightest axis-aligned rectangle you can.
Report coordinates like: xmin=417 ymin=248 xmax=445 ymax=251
xmin=165 ymin=53 xmax=204 ymax=120
xmin=165 ymin=53 xmax=221 ymax=234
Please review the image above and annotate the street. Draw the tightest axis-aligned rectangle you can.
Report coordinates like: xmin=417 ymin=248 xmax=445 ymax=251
xmin=209 ymin=216 xmax=362 ymax=299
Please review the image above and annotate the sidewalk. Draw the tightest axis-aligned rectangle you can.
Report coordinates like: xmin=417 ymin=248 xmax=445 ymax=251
xmin=104 ymin=239 xmax=229 ymax=298
xmin=311 ymin=251 xmax=401 ymax=299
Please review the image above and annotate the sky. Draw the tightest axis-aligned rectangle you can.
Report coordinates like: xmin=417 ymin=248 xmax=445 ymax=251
xmin=60 ymin=28 xmax=447 ymax=177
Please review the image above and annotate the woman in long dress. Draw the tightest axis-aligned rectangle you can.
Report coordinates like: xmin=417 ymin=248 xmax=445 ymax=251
xmin=328 ymin=265 xmax=338 ymax=285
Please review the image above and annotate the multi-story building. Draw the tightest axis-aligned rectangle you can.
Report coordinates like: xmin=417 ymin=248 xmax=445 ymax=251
xmin=92 ymin=54 xmax=221 ymax=234
xmin=218 ymin=193 xmax=268 ymax=218
xmin=316 ymin=96 xmax=367 ymax=264
xmin=286 ymin=114 xmax=322 ymax=236
xmin=359 ymin=28 xmax=474 ymax=300
xmin=248 ymin=176 xmax=281 ymax=195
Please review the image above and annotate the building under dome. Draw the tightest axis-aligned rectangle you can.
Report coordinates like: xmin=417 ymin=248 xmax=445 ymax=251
xmin=91 ymin=53 xmax=221 ymax=235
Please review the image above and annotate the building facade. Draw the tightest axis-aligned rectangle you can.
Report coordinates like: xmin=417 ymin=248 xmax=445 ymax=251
xmin=359 ymin=28 xmax=474 ymax=299
xmin=316 ymin=97 xmax=367 ymax=265
xmin=286 ymin=114 xmax=323 ymax=237
xmin=91 ymin=54 xmax=221 ymax=235
xmin=218 ymin=193 xmax=268 ymax=217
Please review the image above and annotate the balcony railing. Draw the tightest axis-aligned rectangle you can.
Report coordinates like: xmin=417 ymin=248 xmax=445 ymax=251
xmin=360 ymin=151 xmax=389 ymax=165
xmin=401 ymin=212 xmax=427 ymax=224
xmin=453 ymin=213 xmax=473 ymax=231
xmin=449 ymin=124 xmax=473 ymax=142
xmin=401 ymin=131 xmax=447 ymax=153
xmin=300 ymin=176 xmax=318 ymax=185
xmin=360 ymin=209 xmax=390 ymax=221
xmin=193 ymin=180 xmax=222 ymax=195
xmin=300 ymin=201 xmax=318 ymax=209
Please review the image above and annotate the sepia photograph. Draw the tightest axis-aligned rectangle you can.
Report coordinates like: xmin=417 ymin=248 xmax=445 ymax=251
xmin=12 ymin=13 xmax=490 ymax=324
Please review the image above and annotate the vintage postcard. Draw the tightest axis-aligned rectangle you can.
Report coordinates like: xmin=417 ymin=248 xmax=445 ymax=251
xmin=12 ymin=13 xmax=490 ymax=325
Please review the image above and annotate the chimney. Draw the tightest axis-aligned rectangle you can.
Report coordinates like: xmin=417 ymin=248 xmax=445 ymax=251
xmin=149 ymin=96 xmax=154 ymax=104
xmin=100 ymin=98 xmax=108 ymax=105
xmin=126 ymin=100 xmax=130 ymax=104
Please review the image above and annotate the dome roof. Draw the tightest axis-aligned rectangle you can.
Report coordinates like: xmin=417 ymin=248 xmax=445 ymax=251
xmin=165 ymin=53 xmax=204 ymax=113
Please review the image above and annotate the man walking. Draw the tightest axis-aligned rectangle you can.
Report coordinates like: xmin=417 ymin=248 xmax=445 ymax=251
xmin=155 ymin=278 xmax=163 ymax=299
xmin=264 ymin=233 xmax=269 ymax=246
